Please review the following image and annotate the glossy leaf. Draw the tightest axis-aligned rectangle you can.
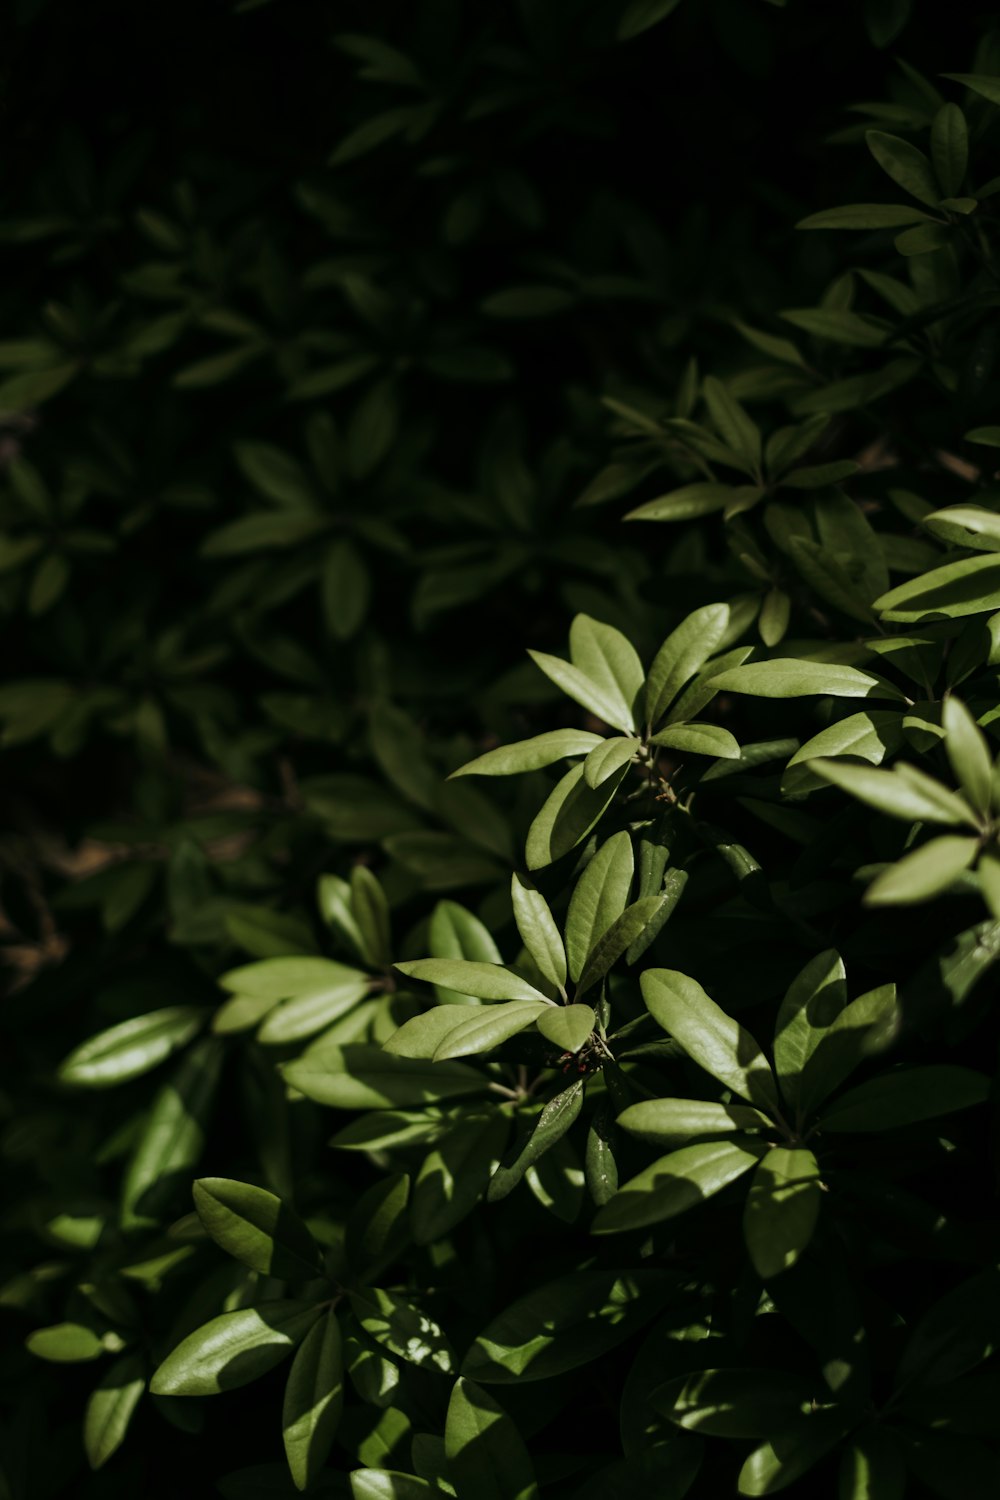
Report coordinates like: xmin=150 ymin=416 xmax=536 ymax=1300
xmin=525 ymin=761 xmax=629 ymax=870
xmin=463 ymin=1269 xmax=673 ymax=1382
xmin=645 ymin=603 xmax=731 ymax=726
xmin=449 ymin=730 xmax=603 ymax=778
xmin=394 ymin=960 xmax=549 ymax=1004
xmin=564 ymin=830 xmax=635 ymax=982
xmin=743 ymin=1148 xmax=822 ymax=1279
xmin=510 ymin=874 xmax=566 ymax=989
xmin=83 ymin=1353 xmax=146 ymax=1470
xmin=655 ymin=1367 xmax=814 ymax=1438
xmin=445 ymin=1379 xmax=539 ymax=1500
xmin=150 ymin=1301 xmax=324 ymax=1396
xmin=641 ymin=969 xmax=780 ymax=1113
xmin=57 ymin=1008 xmax=206 ymax=1088
xmin=282 ymin=1311 xmax=343 ymax=1492
xmin=617 ymin=1097 xmax=771 ymax=1146
xmin=592 ymin=1137 xmax=768 ymax=1234
xmin=193 ymin=1178 xmax=320 ymax=1280
xmin=283 ymin=1046 xmax=485 ymax=1109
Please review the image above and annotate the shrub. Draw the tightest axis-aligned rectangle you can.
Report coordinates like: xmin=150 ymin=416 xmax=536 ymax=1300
xmin=5 ymin=3 xmax=1000 ymax=1498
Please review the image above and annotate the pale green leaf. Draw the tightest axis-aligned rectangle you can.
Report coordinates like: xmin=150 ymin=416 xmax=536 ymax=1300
xmin=644 ymin=603 xmax=731 ymax=726
xmin=511 ymin=874 xmax=566 ymax=989
xmin=449 ymin=728 xmax=602 ymax=779
xmin=865 ymin=836 xmax=979 ymax=904
xmin=564 ymin=830 xmax=634 ymax=982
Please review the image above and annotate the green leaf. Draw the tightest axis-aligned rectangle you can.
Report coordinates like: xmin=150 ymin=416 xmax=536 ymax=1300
xmin=942 ymin=73 xmax=1000 ymax=107
xmin=759 ymin=586 xmax=790 ymax=646
xmin=625 ymin=483 xmax=737 ymax=522
xmin=931 ymin=104 xmax=968 ymax=197
xmin=383 ymin=1007 xmax=475 ymax=1060
xmin=449 ymin=729 xmax=603 ymax=778
xmin=943 ymin=697 xmax=993 ymax=814
xmin=583 ymin=735 xmax=641 ymax=787
xmin=923 ymin=505 xmax=1000 ymax=553
xmin=57 ymin=1007 xmax=206 ymax=1088
xmin=816 ymin=1065 xmax=989 ymax=1132
xmin=838 ymin=1427 xmax=906 ymax=1500
xmin=772 ymin=951 xmax=848 ymax=1110
xmin=83 ymin=1353 xmax=146 ymax=1470
xmin=351 ymin=1288 xmax=455 ymax=1374
xmin=874 ymin=555 xmax=1000 ymax=621
xmin=965 ymin=426 xmax=1000 ymax=447
xmin=811 ymin=759 xmax=979 ymax=827
xmin=525 ymin=761 xmax=628 ymax=870
xmin=351 ymin=1473 xmax=440 ymax=1500
xmin=564 ymin=830 xmax=634 ymax=983
xmin=432 ymin=1000 xmax=550 ymax=1060
xmin=463 ymin=1269 xmax=672 ymax=1383
xmin=150 ymin=1301 xmax=324 ymax=1396
xmin=782 ymin=711 xmax=904 ymax=794
xmin=568 ymin=615 xmax=645 ymax=731
xmin=525 ymin=1134 xmax=584 ymax=1222
xmin=617 ymin=0 xmax=682 ymax=41
xmin=257 ymin=974 xmax=373 ymax=1045
xmin=510 ymin=874 xmax=566 ymax=989
xmin=283 ymin=1311 xmax=343 ymax=1492
xmin=798 ymin=985 xmax=901 ymax=1116
xmin=350 ymin=866 xmax=392 ymax=969
xmin=481 ymin=285 xmax=576 ymax=317
xmin=121 ymin=1039 xmax=223 ymax=1229
xmin=780 ymin=307 xmax=888 ymax=348
xmin=743 ymin=1148 xmax=822 ymax=1279
xmin=738 ymin=1408 xmax=851 ymax=1495
xmin=650 ymin=723 xmax=741 ymax=758
xmin=428 ymin=899 xmax=502 ymax=1004
xmin=578 ymin=894 xmax=669 ymax=996
xmin=703 ymin=376 xmax=762 ymax=472
xmin=234 ymin=441 xmax=315 ymax=508
xmin=445 ymin=1379 xmax=538 ymax=1500
xmin=797 ymin=204 xmax=933 ymax=229
xmin=645 ymin=603 xmax=731 ymax=726
xmin=346 ymin=1174 xmax=410 ymax=1279
xmin=786 ymin=538 xmax=876 ymax=625
xmin=895 ymin=1265 xmax=1000 ymax=1390
xmin=527 ymin=651 xmax=629 ymax=732
xmin=617 ymin=1098 xmax=771 ymax=1146
xmin=712 ymin=660 xmax=904 ymax=700
xmin=865 ymin=835 xmax=979 ymax=904
xmin=220 ymin=957 xmax=365 ymax=999
xmin=393 ymin=960 xmax=548 ymax=1004
xmin=536 ymin=1004 xmax=595 ymax=1053
xmin=780 ymin=461 xmax=860 ymax=489
xmin=895 ymin=220 xmax=953 ymax=255
xmin=487 ymin=1083 xmax=584 ymax=1202
xmin=641 ymin=969 xmax=780 ymax=1114
xmin=201 ymin=511 xmax=330 ymax=557
xmin=866 ymin=129 xmax=940 ymax=206
xmin=411 ymin=1110 xmax=510 ymax=1244
xmin=593 ymin=1137 xmax=768 ymax=1234
xmin=26 ymin=1322 xmax=105 ymax=1363
xmin=192 ymin=1178 xmax=320 ymax=1280
xmin=654 ymin=1367 xmax=815 ymax=1438
xmin=283 ymin=1045 xmax=485 ymax=1110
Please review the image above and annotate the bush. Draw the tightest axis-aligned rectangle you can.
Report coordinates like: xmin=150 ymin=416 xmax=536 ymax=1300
xmin=5 ymin=3 xmax=1000 ymax=1497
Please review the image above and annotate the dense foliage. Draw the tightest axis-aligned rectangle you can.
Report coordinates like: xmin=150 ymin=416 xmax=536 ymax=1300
xmin=6 ymin=2 xmax=1000 ymax=1497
